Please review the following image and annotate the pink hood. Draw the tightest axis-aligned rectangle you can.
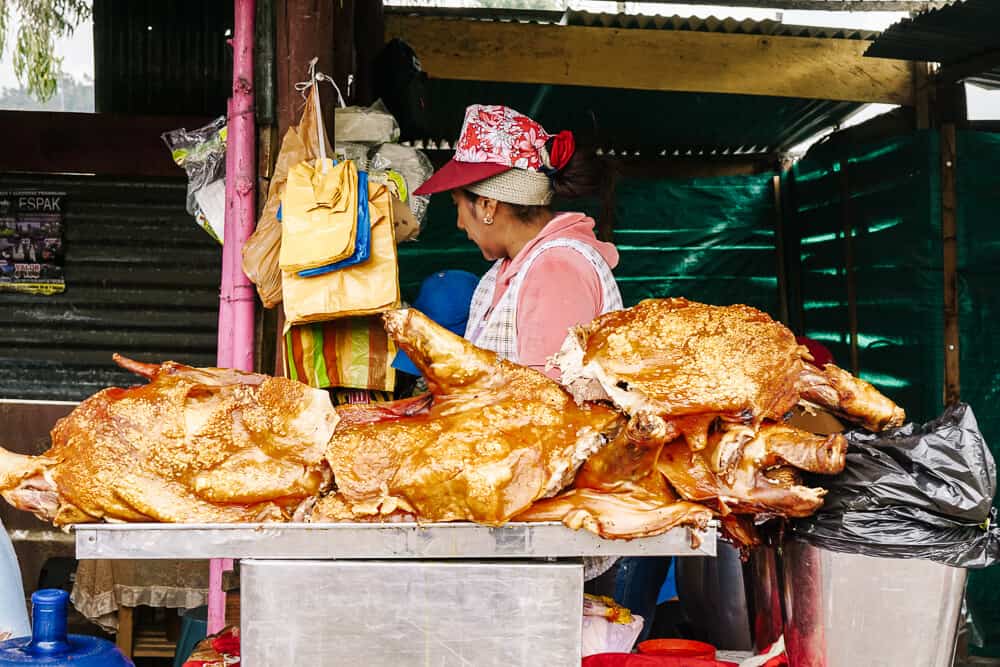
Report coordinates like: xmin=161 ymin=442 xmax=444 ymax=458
xmin=496 ymin=212 xmax=618 ymax=288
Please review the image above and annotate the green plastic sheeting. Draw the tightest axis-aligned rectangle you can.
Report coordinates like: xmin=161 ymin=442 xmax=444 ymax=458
xmin=790 ymin=129 xmax=1000 ymax=657
xmin=956 ymin=130 xmax=1000 ymax=657
xmin=396 ymin=194 xmax=491 ymax=304
xmin=401 ymin=175 xmax=782 ymax=319
xmin=790 ymin=132 xmax=943 ymax=422
xmin=613 ymin=174 xmax=780 ymax=312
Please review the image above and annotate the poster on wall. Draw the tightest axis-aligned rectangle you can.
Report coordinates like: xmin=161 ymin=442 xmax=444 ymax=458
xmin=0 ymin=192 xmax=66 ymax=295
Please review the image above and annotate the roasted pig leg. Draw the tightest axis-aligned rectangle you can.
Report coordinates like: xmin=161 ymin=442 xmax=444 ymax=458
xmin=515 ymin=486 xmax=713 ymax=540
xmin=797 ymin=362 xmax=906 ymax=432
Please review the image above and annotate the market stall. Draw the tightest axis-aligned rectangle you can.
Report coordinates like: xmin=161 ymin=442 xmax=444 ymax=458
xmin=2 ymin=1 xmax=1000 ymax=666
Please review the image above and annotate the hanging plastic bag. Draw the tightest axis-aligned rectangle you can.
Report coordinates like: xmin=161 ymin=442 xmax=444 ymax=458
xmin=792 ymin=403 xmax=1000 ymax=568
xmin=282 ymin=182 xmax=400 ymax=327
xmin=284 ymin=314 xmax=397 ymax=393
xmin=370 ymin=142 xmax=433 ymax=240
xmin=278 ymin=158 xmax=359 ymax=272
xmin=162 ymin=117 xmax=228 ymax=243
xmin=297 ymin=171 xmax=372 ymax=277
xmin=241 ymin=65 xmax=337 ymax=308
xmin=335 ymin=100 xmax=400 ymax=144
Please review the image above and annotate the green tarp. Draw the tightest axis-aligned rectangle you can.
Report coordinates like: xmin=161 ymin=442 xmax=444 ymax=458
xmin=791 ymin=129 xmax=1000 ymax=656
xmin=400 ymin=174 xmax=781 ymax=313
xmin=957 ymin=130 xmax=1000 ymax=656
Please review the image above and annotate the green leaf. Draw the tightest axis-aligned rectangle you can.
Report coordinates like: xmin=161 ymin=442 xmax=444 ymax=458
xmin=0 ymin=0 xmax=92 ymax=103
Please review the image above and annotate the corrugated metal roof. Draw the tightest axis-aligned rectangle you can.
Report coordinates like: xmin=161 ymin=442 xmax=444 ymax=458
xmin=620 ymin=1 xmax=945 ymax=7
xmin=865 ymin=0 xmax=1000 ymax=88
xmin=388 ymin=7 xmax=869 ymax=154
xmin=564 ymin=11 xmax=878 ymax=40
xmin=419 ymin=79 xmax=859 ymax=155
xmin=386 ymin=2 xmax=947 ymax=14
xmin=386 ymin=7 xmax=878 ymax=40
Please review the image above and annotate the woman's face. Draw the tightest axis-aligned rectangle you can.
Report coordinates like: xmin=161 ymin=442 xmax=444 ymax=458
xmin=452 ymin=190 xmax=504 ymax=261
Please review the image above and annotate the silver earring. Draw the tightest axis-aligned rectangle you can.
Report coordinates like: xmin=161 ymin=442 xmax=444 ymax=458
xmin=483 ymin=215 xmax=494 ymax=225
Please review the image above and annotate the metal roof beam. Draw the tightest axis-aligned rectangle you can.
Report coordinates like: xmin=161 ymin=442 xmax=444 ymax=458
xmin=603 ymin=1 xmax=948 ymax=9
xmin=939 ymin=50 xmax=1000 ymax=85
xmin=387 ymin=15 xmax=915 ymax=106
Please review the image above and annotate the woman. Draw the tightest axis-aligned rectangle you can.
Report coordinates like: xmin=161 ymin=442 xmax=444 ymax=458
xmin=414 ymin=105 xmax=621 ymax=375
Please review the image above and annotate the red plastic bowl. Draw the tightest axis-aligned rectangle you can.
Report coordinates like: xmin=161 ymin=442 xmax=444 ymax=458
xmin=637 ymin=639 xmax=717 ymax=659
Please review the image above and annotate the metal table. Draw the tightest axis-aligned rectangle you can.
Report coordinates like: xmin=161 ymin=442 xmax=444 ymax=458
xmin=75 ymin=522 xmax=717 ymax=666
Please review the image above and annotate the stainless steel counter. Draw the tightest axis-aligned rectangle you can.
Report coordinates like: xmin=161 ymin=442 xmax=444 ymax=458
xmin=74 ymin=521 xmax=716 ymax=560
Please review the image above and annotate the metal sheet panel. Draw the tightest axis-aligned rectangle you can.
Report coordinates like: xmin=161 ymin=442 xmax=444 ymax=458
xmin=782 ymin=540 xmax=965 ymax=667
xmin=240 ymin=559 xmax=583 ymax=667
xmin=420 ymin=79 xmax=858 ymax=155
xmin=94 ymin=0 xmax=233 ymax=115
xmin=865 ymin=0 xmax=1000 ymax=88
xmin=74 ymin=522 xmax=716 ymax=560
xmin=0 ymin=174 xmax=220 ymax=401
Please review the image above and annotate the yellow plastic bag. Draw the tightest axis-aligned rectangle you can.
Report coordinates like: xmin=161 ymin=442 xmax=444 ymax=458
xmin=282 ymin=183 xmax=400 ymax=327
xmin=284 ymin=316 xmax=397 ymax=392
xmin=242 ymin=86 xmax=332 ymax=308
xmin=279 ymin=158 xmax=358 ymax=272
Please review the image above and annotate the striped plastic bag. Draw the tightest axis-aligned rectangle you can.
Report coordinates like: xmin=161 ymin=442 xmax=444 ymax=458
xmin=284 ymin=316 xmax=396 ymax=392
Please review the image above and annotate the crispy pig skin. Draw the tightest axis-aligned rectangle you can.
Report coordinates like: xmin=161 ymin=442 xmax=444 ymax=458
xmin=314 ymin=309 xmax=624 ymax=525
xmin=0 ymin=356 xmax=339 ymax=526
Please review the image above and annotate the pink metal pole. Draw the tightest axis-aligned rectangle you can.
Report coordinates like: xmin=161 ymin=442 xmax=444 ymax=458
xmin=209 ymin=0 xmax=257 ymax=636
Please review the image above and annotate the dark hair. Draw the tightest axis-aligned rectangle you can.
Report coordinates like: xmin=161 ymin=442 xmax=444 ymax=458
xmin=459 ymin=145 xmax=601 ymax=223
xmin=548 ymin=143 xmax=600 ymax=200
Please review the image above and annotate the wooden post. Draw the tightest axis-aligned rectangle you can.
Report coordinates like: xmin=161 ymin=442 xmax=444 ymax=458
xmin=273 ymin=0 xmax=337 ymax=376
xmin=275 ymin=0 xmax=336 ymax=137
xmin=354 ymin=0 xmax=385 ymax=106
xmin=913 ymin=62 xmax=932 ymax=130
xmin=940 ymin=123 xmax=961 ymax=404
xmin=838 ymin=154 xmax=860 ymax=376
xmin=772 ymin=174 xmax=790 ymax=325
xmin=334 ymin=0 xmax=358 ymax=106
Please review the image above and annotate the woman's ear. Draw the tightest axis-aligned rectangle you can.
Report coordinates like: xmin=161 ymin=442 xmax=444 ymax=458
xmin=479 ymin=197 xmax=499 ymax=220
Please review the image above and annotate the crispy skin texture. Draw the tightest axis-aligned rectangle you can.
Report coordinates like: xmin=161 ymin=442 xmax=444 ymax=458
xmin=0 ymin=356 xmax=339 ymax=526
xmin=558 ymin=298 xmax=804 ymax=423
xmin=556 ymin=298 xmax=904 ymax=433
xmin=315 ymin=309 xmax=624 ymax=524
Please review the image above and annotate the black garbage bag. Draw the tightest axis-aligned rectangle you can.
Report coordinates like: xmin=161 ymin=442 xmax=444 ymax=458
xmin=792 ymin=403 xmax=1000 ymax=568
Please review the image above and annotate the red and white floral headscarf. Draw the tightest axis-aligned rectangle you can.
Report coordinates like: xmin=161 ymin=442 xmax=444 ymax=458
xmin=414 ymin=105 xmax=576 ymax=206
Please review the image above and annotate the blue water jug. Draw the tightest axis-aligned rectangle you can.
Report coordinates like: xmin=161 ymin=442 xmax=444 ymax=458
xmin=0 ymin=589 xmax=134 ymax=666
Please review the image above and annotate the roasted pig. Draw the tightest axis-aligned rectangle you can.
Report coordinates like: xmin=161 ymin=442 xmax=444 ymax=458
xmin=554 ymin=298 xmax=905 ymax=432
xmin=537 ymin=298 xmax=902 ymax=545
xmin=0 ymin=356 xmax=338 ymax=526
xmin=312 ymin=308 xmax=625 ymax=524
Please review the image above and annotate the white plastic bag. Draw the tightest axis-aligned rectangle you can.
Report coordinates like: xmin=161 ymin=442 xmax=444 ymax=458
xmin=0 ymin=518 xmax=29 ymax=640
xmin=162 ymin=117 xmax=228 ymax=244
xmin=581 ymin=594 xmax=644 ymax=657
xmin=335 ymin=101 xmax=400 ymax=144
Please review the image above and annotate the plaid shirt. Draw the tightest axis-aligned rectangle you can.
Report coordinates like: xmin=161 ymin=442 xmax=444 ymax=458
xmin=465 ymin=238 xmax=622 ymax=362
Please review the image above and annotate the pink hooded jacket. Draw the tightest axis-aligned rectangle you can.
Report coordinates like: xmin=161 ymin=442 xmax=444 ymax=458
xmin=484 ymin=212 xmax=619 ymax=377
